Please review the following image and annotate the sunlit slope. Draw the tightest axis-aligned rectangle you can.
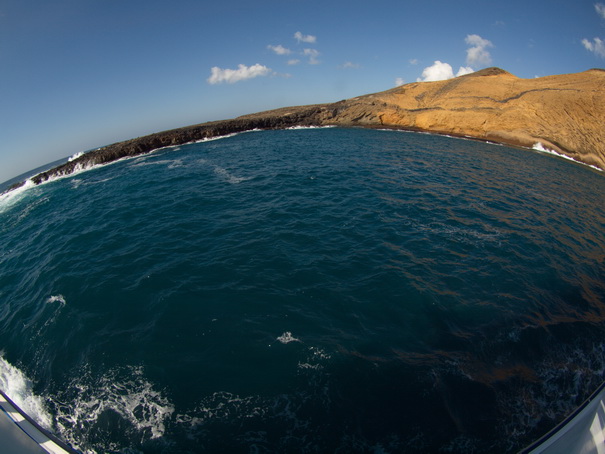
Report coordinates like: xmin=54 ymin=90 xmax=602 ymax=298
xmin=312 ymin=67 xmax=605 ymax=170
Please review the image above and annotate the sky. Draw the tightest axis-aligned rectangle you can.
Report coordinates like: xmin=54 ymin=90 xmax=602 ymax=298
xmin=1 ymin=0 xmax=604 ymax=184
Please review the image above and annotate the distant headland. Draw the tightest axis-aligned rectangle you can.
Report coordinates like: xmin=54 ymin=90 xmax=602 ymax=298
xmin=7 ymin=67 xmax=605 ymax=192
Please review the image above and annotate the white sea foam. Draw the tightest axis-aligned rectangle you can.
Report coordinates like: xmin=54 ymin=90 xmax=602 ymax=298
xmin=277 ymin=332 xmax=300 ymax=344
xmin=190 ymin=129 xmax=262 ymax=144
xmin=212 ymin=165 xmax=251 ymax=184
xmin=0 ymin=178 xmax=36 ymax=214
xmin=175 ymin=391 xmax=268 ymax=429
xmin=46 ymin=295 xmax=66 ymax=305
xmin=56 ymin=365 xmax=174 ymax=449
xmin=532 ymin=142 xmax=575 ymax=161
xmin=29 ymin=160 xmax=106 ymax=188
xmin=68 ymin=151 xmax=85 ymax=162
xmin=0 ymin=355 xmax=53 ymax=430
xmin=130 ymin=158 xmax=184 ymax=169
xmin=297 ymin=347 xmax=332 ymax=371
xmin=532 ymin=142 xmax=603 ymax=172
xmin=192 ymin=132 xmax=241 ymax=144
xmin=287 ymin=125 xmax=335 ymax=130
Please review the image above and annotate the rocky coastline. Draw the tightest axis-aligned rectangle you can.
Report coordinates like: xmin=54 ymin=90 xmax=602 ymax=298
xmin=5 ymin=67 xmax=604 ymax=193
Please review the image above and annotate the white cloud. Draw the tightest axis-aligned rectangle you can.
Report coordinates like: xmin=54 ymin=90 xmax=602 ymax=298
xmin=267 ymin=44 xmax=291 ymax=55
xmin=303 ymin=48 xmax=320 ymax=64
xmin=340 ymin=61 xmax=360 ymax=69
xmin=207 ymin=63 xmax=271 ymax=84
xmin=582 ymin=37 xmax=605 ymax=57
xmin=465 ymin=34 xmax=493 ymax=66
xmin=596 ymin=3 xmax=605 ymax=19
xmin=294 ymin=31 xmax=316 ymax=43
xmin=456 ymin=66 xmax=475 ymax=77
xmin=416 ymin=61 xmax=475 ymax=82
xmin=409 ymin=58 xmax=419 ymax=65
xmin=395 ymin=77 xmax=405 ymax=86
xmin=287 ymin=59 xmax=301 ymax=65
xmin=417 ymin=61 xmax=454 ymax=81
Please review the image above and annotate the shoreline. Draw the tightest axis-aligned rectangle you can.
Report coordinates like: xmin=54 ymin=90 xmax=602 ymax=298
xmin=4 ymin=67 xmax=604 ymax=193
xmin=2 ymin=119 xmax=601 ymax=197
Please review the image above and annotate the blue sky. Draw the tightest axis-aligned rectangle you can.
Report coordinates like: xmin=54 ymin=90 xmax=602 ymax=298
xmin=1 ymin=0 xmax=604 ymax=184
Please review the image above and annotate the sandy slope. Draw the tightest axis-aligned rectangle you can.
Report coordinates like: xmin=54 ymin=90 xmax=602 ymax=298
xmin=311 ymin=67 xmax=605 ymax=170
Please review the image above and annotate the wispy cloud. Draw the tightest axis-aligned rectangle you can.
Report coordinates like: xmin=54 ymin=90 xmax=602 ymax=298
xmin=465 ymin=34 xmax=493 ymax=67
xmin=582 ymin=4 xmax=605 ymax=57
xmin=395 ymin=77 xmax=405 ymax=86
xmin=267 ymin=44 xmax=291 ymax=55
xmin=294 ymin=31 xmax=316 ymax=44
xmin=583 ymin=37 xmax=605 ymax=57
xmin=409 ymin=58 xmax=419 ymax=65
xmin=287 ymin=59 xmax=301 ymax=66
xmin=417 ymin=61 xmax=474 ymax=82
xmin=207 ymin=63 xmax=271 ymax=84
xmin=340 ymin=61 xmax=360 ymax=69
xmin=303 ymin=48 xmax=320 ymax=65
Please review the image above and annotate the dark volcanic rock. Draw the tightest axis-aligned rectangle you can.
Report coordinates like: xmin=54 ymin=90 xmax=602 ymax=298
xmin=29 ymin=106 xmax=326 ymax=186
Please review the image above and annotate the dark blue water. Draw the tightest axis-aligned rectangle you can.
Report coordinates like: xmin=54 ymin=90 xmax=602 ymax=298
xmin=0 ymin=128 xmax=604 ymax=453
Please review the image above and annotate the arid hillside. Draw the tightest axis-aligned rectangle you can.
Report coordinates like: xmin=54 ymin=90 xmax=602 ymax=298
xmin=307 ymin=67 xmax=605 ymax=170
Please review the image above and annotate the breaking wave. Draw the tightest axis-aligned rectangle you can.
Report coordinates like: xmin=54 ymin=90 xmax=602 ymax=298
xmin=0 ymin=355 xmax=53 ymax=430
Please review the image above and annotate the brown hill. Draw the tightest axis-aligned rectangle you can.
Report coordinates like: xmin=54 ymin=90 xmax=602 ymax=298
xmin=246 ymin=67 xmax=605 ymax=170
xmin=13 ymin=67 xmax=604 ymax=190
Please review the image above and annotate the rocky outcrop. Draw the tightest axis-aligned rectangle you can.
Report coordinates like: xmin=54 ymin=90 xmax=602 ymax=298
xmin=6 ymin=67 xmax=604 ymax=192
xmin=28 ymin=105 xmax=327 ymax=186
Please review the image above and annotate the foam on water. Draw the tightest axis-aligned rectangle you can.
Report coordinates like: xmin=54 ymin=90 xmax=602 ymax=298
xmin=191 ymin=131 xmax=244 ymax=145
xmin=68 ymin=151 xmax=85 ymax=162
xmin=46 ymin=295 xmax=66 ymax=305
xmin=287 ymin=125 xmax=336 ymax=130
xmin=211 ymin=164 xmax=252 ymax=184
xmin=0 ymin=178 xmax=37 ymax=214
xmin=0 ymin=355 xmax=53 ymax=430
xmin=54 ymin=365 xmax=174 ymax=452
xmin=532 ymin=142 xmax=603 ymax=172
xmin=130 ymin=158 xmax=184 ymax=169
xmin=277 ymin=331 xmax=300 ymax=344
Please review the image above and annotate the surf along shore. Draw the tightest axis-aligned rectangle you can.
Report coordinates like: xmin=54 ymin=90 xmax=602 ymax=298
xmin=6 ymin=67 xmax=605 ymax=192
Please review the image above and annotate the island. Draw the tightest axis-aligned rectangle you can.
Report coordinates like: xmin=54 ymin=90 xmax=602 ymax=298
xmin=10 ymin=67 xmax=605 ymax=190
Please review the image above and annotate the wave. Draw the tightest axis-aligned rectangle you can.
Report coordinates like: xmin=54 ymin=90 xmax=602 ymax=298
xmin=190 ymin=129 xmax=263 ymax=145
xmin=68 ymin=151 xmax=85 ymax=162
xmin=0 ymin=355 xmax=53 ymax=430
xmin=532 ymin=142 xmax=602 ymax=172
xmin=0 ymin=178 xmax=37 ymax=214
xmin=287 ymin=125 xmax=336 ymax=130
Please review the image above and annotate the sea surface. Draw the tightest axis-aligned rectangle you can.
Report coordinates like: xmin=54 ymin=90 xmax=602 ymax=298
xmin=0 ymin=127 xmax=604 ymax=453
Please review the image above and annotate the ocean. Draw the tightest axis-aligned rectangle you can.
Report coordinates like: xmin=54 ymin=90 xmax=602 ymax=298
xmin=0 ymin=127 xmax=604 ymax=453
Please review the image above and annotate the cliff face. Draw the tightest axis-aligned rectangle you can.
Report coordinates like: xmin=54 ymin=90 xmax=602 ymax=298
xmin=10 ymin=67 xmax=605 ymax=190
xmin=311 ymin=68 xmax=605 ymax=170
